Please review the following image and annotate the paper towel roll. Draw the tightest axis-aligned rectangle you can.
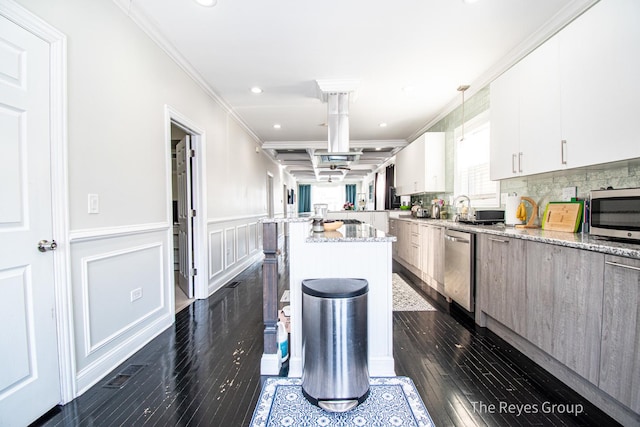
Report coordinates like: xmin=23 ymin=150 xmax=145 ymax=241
xmin=505 ymin=194 xmax=523 ymax=226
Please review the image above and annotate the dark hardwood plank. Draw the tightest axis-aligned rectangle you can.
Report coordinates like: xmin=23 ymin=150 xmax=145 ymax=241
xmin=32 ymin=255 xmax=619 ymax=427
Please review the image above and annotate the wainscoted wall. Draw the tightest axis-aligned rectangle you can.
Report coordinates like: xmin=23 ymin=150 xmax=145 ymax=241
xmin=69 ymin=224 xmax=174 ymax=394
xmin=207 ymin=215 xmax=265 ymax=295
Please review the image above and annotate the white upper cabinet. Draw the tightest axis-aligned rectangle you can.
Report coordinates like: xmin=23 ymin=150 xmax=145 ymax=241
xmin=490 ymin=0 xmax=640 ymax=180
xmin=518 ymin=36 xmax=562 ymax=175
xmin=490 ymin=63 xmax=521 ymax=179
xmin=395 ymin=132 xmax=445 ymax=195
xmin=559 ymin=0 xmax=640 ymax=168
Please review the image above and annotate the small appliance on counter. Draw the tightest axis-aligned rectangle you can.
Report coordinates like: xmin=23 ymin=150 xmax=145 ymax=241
xmin=590 ymin=187 xmax=640 ymax=241
xmin=312 ymin=203 xmax=328 ymax=232
xmin=411 ymin=204 xmax=430 ymax=218
xmin=312 ymin=217 xmax=325 ymax=233
xmin=505 ymin=193 xmax=523 ymax=226
xmin=457 ymin=209 xmax=505 ymax=225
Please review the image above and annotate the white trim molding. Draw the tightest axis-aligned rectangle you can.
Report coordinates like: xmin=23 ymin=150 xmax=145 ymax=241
xmin=79 ymin=243 xmax=165 ymax=356
xmin=207 ymin=213 xmax=267 ymax=224
xmin=407 ymin=0 xmax=600 ymax=142
xmin=69 ymin=222 xmax=170 ymax=242
xmin=112 ymin=0 xmax=261 ymax=145
xmin=164 ymin=105 xmax=209 ymax=300
xmin=208 ymin=229 xmax=224 ymax=280
xmin=0 ymin=0 xmax=74 ymax=404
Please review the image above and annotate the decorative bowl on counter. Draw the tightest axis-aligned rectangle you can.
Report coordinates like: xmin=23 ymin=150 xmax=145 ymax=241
xmin=323 ymin=220 xmax=343 ymax=231
xmin=399 ymin=205 xmax=410 ymax=211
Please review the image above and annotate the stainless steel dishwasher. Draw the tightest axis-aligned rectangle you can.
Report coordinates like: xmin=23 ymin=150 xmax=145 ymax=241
xmin=444 ymin=229 xmax=475 ymax=312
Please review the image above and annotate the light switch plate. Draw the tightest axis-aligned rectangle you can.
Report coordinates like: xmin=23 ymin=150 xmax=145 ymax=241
xmin=88 ymin=194 xmax=99 ymax=214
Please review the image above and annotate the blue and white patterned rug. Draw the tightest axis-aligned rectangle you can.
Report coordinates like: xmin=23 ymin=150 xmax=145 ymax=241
xmin=392 ymin=274 xmax=437 ymax=312
xmin=250 ymin=376 xmax=435 ymax=427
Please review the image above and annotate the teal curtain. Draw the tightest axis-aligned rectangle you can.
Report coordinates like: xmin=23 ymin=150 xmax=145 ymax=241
xmin=346 ymin=184 xmax=356 ymax=206
xmin=298 ymin=184 xmax=311 ymax=213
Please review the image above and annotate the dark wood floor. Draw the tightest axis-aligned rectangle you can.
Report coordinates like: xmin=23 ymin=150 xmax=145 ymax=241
xmin=33 ymin=256 xmax=620 ymax=427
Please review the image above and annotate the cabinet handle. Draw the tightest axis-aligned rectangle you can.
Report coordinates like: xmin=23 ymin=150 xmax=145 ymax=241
xmin=445 ymin=234 xmax=469 ymax=244
xmin=488 ymin=238 xmax=509 ymax=243
xmin=518 ymin=152 xmax=523 ymax=173
xmin=512 ymin=153 xmax=517 ymax=174
xmin=605 ymin=261 xmax=640 ymax=272
xmin=561 ymin=140 xmax=567 ymax=165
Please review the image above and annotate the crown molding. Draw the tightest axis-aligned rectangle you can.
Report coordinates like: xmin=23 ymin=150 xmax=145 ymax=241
xmin=111 ymin=0 xmax=262 ymax=145
xmin=408 ymin=0 xmax=600 ymax=142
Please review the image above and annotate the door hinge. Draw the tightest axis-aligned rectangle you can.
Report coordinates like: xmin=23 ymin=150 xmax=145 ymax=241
xmin=191 ymin=268 xmax=198 ymax=276
xmin=189 ymin=149 xmax=195 ymax=158
xmin=190 ymin=209 xmax=196 ymax=217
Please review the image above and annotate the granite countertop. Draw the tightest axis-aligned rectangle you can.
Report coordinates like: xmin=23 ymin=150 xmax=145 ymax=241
xmin=260 ymin=213 xmax=313 ymax=223
xmin=306 ymin=223 xmax=396 ymax=243
xmin=390 ymin=215 xmax=640 ymax=260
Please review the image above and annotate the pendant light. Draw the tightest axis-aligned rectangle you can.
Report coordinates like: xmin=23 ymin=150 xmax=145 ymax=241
xmin=457 ymin=85 xmax=470 ymax=141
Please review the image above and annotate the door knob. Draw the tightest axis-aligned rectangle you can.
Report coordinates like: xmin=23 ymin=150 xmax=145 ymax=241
xmin=38 ymin=240 xmax=57 ymax=252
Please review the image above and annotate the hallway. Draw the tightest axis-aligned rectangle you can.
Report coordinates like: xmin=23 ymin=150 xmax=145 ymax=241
xmin=33 ymin=260 xmax=618 ymax=426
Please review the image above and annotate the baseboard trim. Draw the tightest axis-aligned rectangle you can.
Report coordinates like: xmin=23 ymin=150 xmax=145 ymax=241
xmin=74 ymin=312 xmax=173 ymax=396
xmin=207 ymin=251 xmax=264 ymax=296
xmin=484 ymin=314 xmax=640 ymax=427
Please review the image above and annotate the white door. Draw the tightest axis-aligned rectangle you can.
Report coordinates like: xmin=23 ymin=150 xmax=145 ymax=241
xmin=176 ymin=135 xmax=194 ymax=298
xmin=0 ymin=15 xmax=61 ymax=426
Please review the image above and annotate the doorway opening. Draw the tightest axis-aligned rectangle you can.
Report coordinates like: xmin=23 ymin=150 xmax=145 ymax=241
xmin=171 ymin=123 xmax=196 ymax=313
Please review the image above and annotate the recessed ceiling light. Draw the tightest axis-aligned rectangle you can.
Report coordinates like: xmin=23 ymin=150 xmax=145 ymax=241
xmin=463 ymin=0 xmax=480 ymax=3
xmin=273 ymin=124 xmax=281 ymax=129
xmin=195 ymin=0 xmax=217 ymax=6
xmin=375 ymin=147 xmax=382 ymax=151
xmin=251 ymin=87 xmax=263 ymax=94
xmin=379 ymin=123 xmax=388 ymax=128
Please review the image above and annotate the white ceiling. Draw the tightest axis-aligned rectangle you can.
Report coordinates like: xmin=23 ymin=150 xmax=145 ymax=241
xmin=122 ymin=0 xmax=597 ymax=182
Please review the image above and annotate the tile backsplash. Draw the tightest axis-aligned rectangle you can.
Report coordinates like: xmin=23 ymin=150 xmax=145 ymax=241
xmin=500 ymin=160 xmax=640 ymax=211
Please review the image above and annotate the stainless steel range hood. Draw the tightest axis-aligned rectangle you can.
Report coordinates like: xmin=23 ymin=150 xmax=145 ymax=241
xmin=314 ymin=81 xmax=361 ymax=164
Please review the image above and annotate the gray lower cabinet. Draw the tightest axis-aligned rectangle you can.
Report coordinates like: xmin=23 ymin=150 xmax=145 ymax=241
xmin=393 ymin=220 xmax=421 ymax=276
xmin=599 ymin=255 xmax=640 ymax=412
xmin=420 ymin=224 xmax=444 ymax=290
xmin=477 ymin=234 xmax=527 ymax=336
xmin=525 ymin=241 xmax=604 ymax=385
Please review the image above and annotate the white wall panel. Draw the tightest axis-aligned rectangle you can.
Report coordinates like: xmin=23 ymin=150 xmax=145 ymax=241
xmin=70 ymin=228 xmax=172 ymax=378
xmin=224 ymin=227 xmax=236 ymax=268
xmin=80 ymin=243 xmax=163 ymax=355
xmin=207 ymin=217 xmax=265 ymax=295
xmin=248 ymin=223 xmax=257 ymax=253
xmin=208 ymin=229 xmax=223 ymax=279
xmin=237 ymin=224 xmax=248 ymax=260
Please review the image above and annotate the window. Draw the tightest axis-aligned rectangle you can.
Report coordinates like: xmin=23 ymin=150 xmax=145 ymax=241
xmin=310 ymin=184 xmax=346 ymax=211
xmin=454 ymin=111 xmax=500 ymax=208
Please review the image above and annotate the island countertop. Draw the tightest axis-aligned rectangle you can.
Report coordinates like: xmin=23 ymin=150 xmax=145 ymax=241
xmin=307 ymin=223 xmax=396 ymax=243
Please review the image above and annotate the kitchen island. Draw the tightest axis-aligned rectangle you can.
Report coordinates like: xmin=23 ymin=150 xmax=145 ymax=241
xmin=260 ymin=215 xmax=396 ymax=378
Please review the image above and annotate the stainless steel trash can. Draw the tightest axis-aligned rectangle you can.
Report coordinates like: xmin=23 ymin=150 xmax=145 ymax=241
xmin=301 ymin=278 xmax=369 ymax=413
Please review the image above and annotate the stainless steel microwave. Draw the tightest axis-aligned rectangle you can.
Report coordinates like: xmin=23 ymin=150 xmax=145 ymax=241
xmin=590 ymin=187 xmax=640 ymax=241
